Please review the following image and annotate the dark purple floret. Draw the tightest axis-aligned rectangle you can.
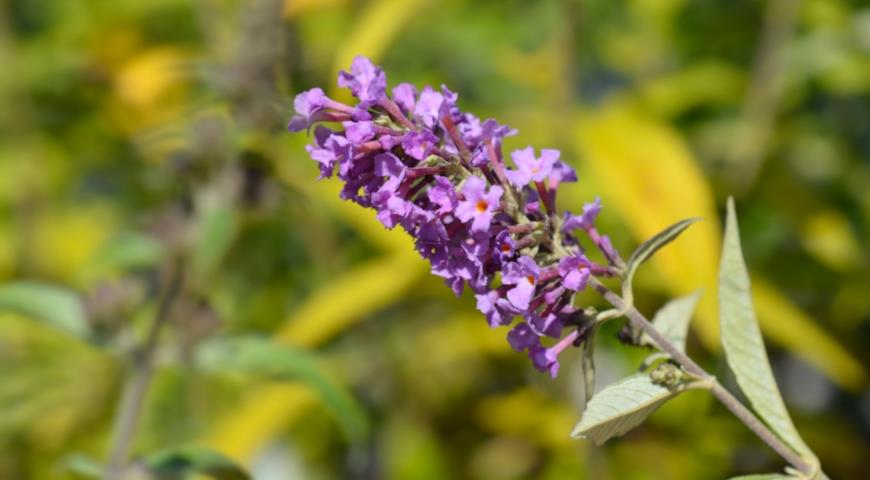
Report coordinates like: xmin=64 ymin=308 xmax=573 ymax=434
xmin=289 ymin=56 xmax=622 ymax=378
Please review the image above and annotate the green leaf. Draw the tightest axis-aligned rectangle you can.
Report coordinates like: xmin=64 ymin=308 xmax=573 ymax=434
xmin=641 ymin=291 xmax=702 ymax=353
xmin=197 ymin=337 xmax=367 ymax=442
xmin=191 ymin=203 xmax=238 ymax=283
xmin=719 ymin=197 xmax=816 ymax=461
xmin=97 ymin=231 xmax=164 ymax=270
xmin=145 ymin=446 xmax=251 ymax=480
xmin=62 ymin=454 xmax=103 ymax=479
xmin=570 ymin=374 xmax=683 ymax=445
xmin=624 ymin=217 xmax=701 ymax=293
xmin=0 ymin=282 xmax=89 ymax=338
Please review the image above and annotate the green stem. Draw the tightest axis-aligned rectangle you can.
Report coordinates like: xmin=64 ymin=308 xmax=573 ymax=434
xmin=104 ymin=262 xmax=184 ymax=480
xmin=589 ymin=277 xmax=813 ymax=476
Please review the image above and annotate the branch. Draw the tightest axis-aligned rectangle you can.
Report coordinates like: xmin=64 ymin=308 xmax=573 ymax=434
xmin=589 ymin=277 xmax=813 ymax=476
xmin=105 ymin=261 xmax=185 ymax=480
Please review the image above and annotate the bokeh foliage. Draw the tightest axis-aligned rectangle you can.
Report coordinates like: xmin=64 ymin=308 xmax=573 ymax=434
xmin=1 ymin=0 xmax=869 ymax=478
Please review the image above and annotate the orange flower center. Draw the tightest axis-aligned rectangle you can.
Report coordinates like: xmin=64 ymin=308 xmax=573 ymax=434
xmin=526 ymin=275 xmax=535 ymax=284
xmin=475 ymin=200 xmax=488 ymax=212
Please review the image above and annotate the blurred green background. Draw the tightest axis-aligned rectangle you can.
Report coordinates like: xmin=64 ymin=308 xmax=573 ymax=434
xmin=1 ymin=0 xmax=869 ymax=478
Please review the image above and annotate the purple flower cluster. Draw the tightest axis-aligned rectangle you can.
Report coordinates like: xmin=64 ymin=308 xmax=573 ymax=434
xmin=289 ymin=56 xmax=621 ymax=377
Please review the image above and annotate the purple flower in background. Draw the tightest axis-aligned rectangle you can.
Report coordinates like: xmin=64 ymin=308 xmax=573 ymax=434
xmin=456 ymin=176 xmax=503 ymax=232
xmin=506 ymin=147 xmax=559 ymax=187
xmin=338 ymin=56 xmax=387 ymax=105
xmin=289 ymin=55 xmax=623 ymax=378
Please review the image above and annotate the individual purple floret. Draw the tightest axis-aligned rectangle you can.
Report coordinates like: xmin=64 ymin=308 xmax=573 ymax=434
xmin=289 ymin=55 xmax=622 ymax=378
xmin=505 ymin=146 xmax=559 ymax=187
xmin=455 ymin=176 xmax=503 ymax=232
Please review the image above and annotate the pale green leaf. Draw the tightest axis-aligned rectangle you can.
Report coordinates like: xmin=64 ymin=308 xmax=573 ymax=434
xmin=197 ymin=337 xmax=367 ymax=442
xmin=624 ymin=217 xmax=701 ymax=292
xmin=570 ymin=374 xmax=681 ymax=445
xmin=191 ymin=203 xmax=238 ymax=283
xmin=642 ymin=291 xmax=702 ymax=353
xmin=96 ymin=231 xmax=164 ymax=270
xmin=145 ymin=446 xmax=251 ymax=480
xmin=62 ymin=454 xmax=103 ymax=479
xmin=719 ymin=197 xmax=815 ymax=461
xmin=0 ymin=282 xmax=89 ymax=338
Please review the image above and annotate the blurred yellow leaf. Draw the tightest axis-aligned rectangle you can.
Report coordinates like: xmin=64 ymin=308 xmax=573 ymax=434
xmin=800 ymin=209 xmax=862 ymax=272
xmin=206 ymin=251 xmax=424 ymax=459
xmin=110 ymin=47 xmax=191 ymax=132
xmin=329 ymin=0 xmax=429 ymax=102
xmin=572 ymin=102 xmax=721 ymax=346
xmin=30 ymin=203 xmax=118 ymax=286
xmin=283 ymin=0 xmax=350 ymax=18
xmin=382 ymin=413 xmax=450 ymax=480
xmin=277 ymin=252 xmax=424 ymax=346
xmin=476 ymin=388 xmax=578 ymax=450
xmin=495 ymin=42 xmax=567 ymax=97
xmin=571 ymin=101 xmax=865 ymax=389
xmin=752 ymin=278 xmax=865 ymax=389
xmin=206 ymin=383 xmax=317 ymax=462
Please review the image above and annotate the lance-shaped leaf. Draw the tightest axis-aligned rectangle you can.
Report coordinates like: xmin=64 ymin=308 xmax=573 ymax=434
xmin=0 ymin=282 xmax=89 ymax=339
xmin=719 ymin=197 xmax=816 ymax=461
xmin=641 ymin=291 xmax=702 ymax=353
xmin=624 ymin=217 xmax=701 ymax=293
xmin=571 ymin=373 xmax=683 ymax=445
xmin=145 ymin=446 xmax=251 ymax=480
xmin=197 ymin=337 xmax=367 ymax=442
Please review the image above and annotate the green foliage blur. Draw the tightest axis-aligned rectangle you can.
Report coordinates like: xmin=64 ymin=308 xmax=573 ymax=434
xmin=1 ymin=0 xmax=868 ymax=478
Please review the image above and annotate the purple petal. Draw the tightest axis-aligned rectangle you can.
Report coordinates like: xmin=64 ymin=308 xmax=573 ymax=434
xmin=392 ymin=83 xmax=417 ymax=113
xmin=507 ymin=323 xmax=540 ymax=352
xmin=506 ymin=280 xmax=535 ymax=311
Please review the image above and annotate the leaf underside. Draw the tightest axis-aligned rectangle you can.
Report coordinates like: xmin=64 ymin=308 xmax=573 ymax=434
xmin=642 ymin=290 xmax=702 ymax=353
xmin=719 ymin=197 xmax=815 ymax=461
xmin=571 ymin=374 xmax=680 ymax=445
